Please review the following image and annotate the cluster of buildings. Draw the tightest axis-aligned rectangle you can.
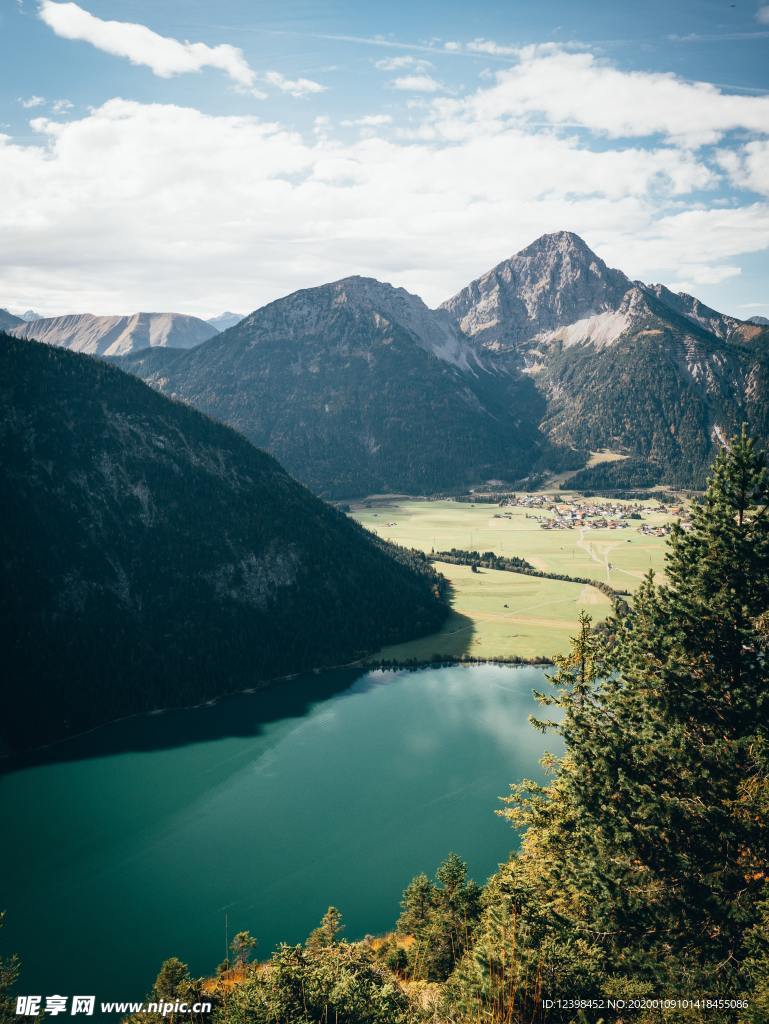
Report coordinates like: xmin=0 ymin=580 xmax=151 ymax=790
xmin=494 ymin=495 xmax=663 ymax=531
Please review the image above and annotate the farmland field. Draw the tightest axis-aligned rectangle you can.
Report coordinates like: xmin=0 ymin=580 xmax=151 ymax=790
xmin=350 ymin=497 xmax=679 ymax=660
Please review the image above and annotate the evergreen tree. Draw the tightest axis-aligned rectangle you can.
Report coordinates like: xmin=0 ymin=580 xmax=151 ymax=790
xmin=397 ymin=854 xmax=481 ymax=982
xmin=305 ymin=906 xmax=344 ymax=950
xmin=564 ymin=428 xmax=769 ymax=981
xmin=229 ymin=931 xmax=257 ymax=968
xmin=449 ymin=429 xmax=769 ymax=1019
xmin=0 ymin=914 xmax=20 ymax=1024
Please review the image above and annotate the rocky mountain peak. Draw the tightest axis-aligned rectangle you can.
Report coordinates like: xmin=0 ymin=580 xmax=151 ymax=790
xmin=514 ymin=230 xmax=599 ymax=260
xmin=441 ymin=232 xmax=631 ymax=350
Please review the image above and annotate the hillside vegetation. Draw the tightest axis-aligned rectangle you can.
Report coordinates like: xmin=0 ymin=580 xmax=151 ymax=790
xmin=0 ymin=334 xmax=447 ymax=754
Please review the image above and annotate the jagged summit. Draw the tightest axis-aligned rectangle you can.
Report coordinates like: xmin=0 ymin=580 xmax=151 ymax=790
xmin=441 ymin=232 xmax=630 ymax=350
xmin=514 ymin=230 xmax=599 ymax=258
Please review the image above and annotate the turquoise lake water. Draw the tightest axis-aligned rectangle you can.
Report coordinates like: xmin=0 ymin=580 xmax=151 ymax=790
xmin=0 ymin=663 xmax=558 ymax=1006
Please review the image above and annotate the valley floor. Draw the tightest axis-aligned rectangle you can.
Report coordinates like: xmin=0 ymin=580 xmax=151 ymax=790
xmin=352 ymin=496 xmax=677 ymax=661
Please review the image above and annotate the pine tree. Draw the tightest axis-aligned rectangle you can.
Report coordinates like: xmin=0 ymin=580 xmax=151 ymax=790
xmin=488 ymin=429 xmax=769 ymax=1006
xmin=305 ymin=906 xmax=344 ymax=950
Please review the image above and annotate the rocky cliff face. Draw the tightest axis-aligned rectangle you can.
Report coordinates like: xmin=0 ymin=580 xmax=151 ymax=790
xmin=441 ymin=232 xmax=631 ymax=352
xmin=441 ymin=232 xmax=769 ymax=487
xmin=10 ymin=311 xmax=218 ymax=356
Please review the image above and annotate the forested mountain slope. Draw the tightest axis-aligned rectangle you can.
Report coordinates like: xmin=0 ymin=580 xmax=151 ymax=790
xmin=118 ymin=277 xmax=561 ymax=497
xmin=0 ymin=334 xmax=447 ymax=754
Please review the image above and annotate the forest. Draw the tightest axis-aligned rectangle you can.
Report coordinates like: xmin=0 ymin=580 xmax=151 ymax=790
xmin=0 ymin=334 xmax=448 ymax=754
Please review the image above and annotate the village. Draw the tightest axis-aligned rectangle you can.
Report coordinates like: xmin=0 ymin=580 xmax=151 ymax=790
xmin=492 ymin=494 xmax=690 ymax=533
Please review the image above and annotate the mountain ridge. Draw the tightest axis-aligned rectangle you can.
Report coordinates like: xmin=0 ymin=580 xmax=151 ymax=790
xmin=112 ymin=232 xmax=769 ymax=493
xmin=10 ymin=310 xmax=218 ymax=356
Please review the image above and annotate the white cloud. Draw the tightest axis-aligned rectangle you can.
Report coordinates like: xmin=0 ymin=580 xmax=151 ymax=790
xmin=428 ymin=47 xmax=769 ymax=147
xmin=391 ymin=74 xmax=443 ymax=93
xmin=39 ymin=1 xmax=258 ymax=88
xmin=465 ymin=38 xmax=519 ymax=56
xmin=341 ymin=114 xmax=393 ymax=127
xmin=669 ymin=264 xmax=742 ymax=290
xmin=19 ymin=95 xmax=45 ymax=108
xmin=717 ymin=139 xmax=769 ymax=195
xmin=374 ymin=55 xmax=432 ymax=71
xmin=263 ymin=71 xmax=326 ymax=98
xmin=3 ymin=95 xmax=767 ymax=317
xmin=37 ymin=2 xmax=326 ymax=99
xmin=757 ymin=5 xmax=769 ymax=24
xmin=51 ymin=98 xmax=73 ymax=114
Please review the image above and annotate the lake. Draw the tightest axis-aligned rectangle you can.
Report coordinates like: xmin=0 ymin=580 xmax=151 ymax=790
xmin=0 ymin=663 xmax=559 ymax=1004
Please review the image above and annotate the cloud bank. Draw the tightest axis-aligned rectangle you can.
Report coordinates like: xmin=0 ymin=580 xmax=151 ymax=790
xmin=3 ymin=36 xmax=769 ymax=315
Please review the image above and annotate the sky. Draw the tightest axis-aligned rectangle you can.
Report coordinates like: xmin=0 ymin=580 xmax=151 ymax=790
xmin=1 ymin=0 xmax=769 ymax=320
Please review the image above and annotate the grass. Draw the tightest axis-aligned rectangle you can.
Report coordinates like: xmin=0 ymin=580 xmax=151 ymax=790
xmin=352 ymin=497 xmax=678 ymax=661
xmin=373 ymin=561 xmax=612 ymax=662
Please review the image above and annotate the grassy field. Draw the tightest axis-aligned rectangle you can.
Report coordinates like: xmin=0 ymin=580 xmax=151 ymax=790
xmin=351 ymin=497 xmax=677 ymax=661
xmin=372 ymin=560 xmax=612 ymax=662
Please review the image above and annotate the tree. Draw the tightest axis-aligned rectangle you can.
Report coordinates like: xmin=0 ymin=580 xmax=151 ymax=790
xmin=229 ymin=931 xmax=257 ymax=969
xmin=214 ymin=942 xmax=412 ymax=1024
xmin=397 ymin=854 xmax=481 ymax=982
xmin=496 ymin=429 xmax=769 ymax=1001
xmin=0 ymin=914 xmax=20 ymax=1024
xmin=153 ymin=957 xmax=191 ymax=1001
xmin=396 ymin=874 xmax=433 ymax=937
xmin=305 ymin=906 xmax=344 ymax=950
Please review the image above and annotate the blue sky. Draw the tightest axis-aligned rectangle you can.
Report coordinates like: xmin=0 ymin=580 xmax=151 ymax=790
xmin=2 ymin=0 xmax=768 ymax=318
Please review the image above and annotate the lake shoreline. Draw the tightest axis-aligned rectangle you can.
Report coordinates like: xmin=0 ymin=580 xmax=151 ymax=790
xmin=0 ymin=652 xmax=551 ymax=768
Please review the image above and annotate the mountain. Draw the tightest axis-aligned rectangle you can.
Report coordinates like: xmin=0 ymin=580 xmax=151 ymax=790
xmin=207 ymin=311 xmax=244 ymax=331
xmin=0 ymin=308 xmax=22 ymax=331
xmin=19 ymin=309 xmax=42 ymax=322
xmin=0 ymin=332 xmax=447 ymax=754
xmin=119 ymin=277 xmax=561 ymax=498
xmin=442 ymin=231 xmax=632 ymax=352
xmin=441 ymin=232 xmax=769 ymax=488
xmin=748 ymin=315 xmax=769 ymax=326
xmin=10 ymin=311 xmax=217 ymax=356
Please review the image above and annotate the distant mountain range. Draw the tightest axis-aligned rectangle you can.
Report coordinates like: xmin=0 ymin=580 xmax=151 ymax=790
xmin=9 ymin=311 xmax=218 ymax=356
xmin=113 ymin=232 xmax=769 ymax=494
xmin=0 ymin=332 xmax=447 ymax=753
xmin=207 ymin=311 xmax=245 ymax=331
xmin=0 ymin=308 xmax=23 ymax=331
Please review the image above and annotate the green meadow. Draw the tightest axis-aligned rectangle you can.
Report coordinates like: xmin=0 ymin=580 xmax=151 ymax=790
xmin=351 ymin=498 xmax=677 ymax=661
